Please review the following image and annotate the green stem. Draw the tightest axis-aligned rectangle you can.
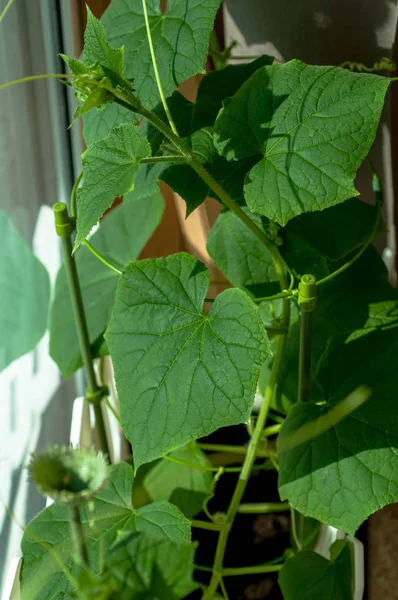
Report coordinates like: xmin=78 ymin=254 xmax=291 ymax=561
xmin=202 ymin=334 xmax=286 ymax=600
xmin=141 ymin=0 xmax=178 ymax=135
xmin=197 ymin=443 xmax=268 ymax=458
xmin=83 ymin=240 xmax=123 ymax=275
xmin=254 ymin=289 xmax=297 ymax=303
xmin=237 ymin=501 xmax=289 ymax=514
xmin=191 ymin=519 xmax=227 ymax=532
xmin=68 ymin=505 xmax=90 ymax=567
xmin=263 ymin=423 xmax=282 ymax=437
xmin=140 ymin=155 xmax=187 ymax=163
xmin=164 ymin=455 xmax=270 ymax=473
xmin=220 ymin=578 xmax=230 ymax=600
xmin=0 ymin=0 xmax=15 ymax=23
xmin=53 ymin=204 xmax=110 ymax=458
xmin=0 ymin=73 xmax=72 ymax=92
xmin=317 ymin=175 xmax=382 ymax=287
xmin=222 ymin=564 xmax=283 ymax=576
xmin=298 ymin=310 xmax=313 ymax=403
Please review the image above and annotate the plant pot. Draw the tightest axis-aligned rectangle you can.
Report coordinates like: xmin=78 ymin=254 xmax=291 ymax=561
xmin=314 ymin=525 xmax=364 ymax=599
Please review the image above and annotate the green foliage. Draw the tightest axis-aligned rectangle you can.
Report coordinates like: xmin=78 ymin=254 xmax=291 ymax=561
xmin=0 ymin=211 xmax=50 ymax=372
xmin=74 ymin=123 xmax=151 ymax=250
xmin=106 ymin=252 xmax=270 ymax=468
xmin=192 ymin=55 xmax=274 ymax=131
xmin=21 ymin=463 xmax=194 ymax=599
xmin=83 ymin=102 xmax=138 ymax=146
xmin=106 ymin=531 xmax=197 ymax=599
xmin=207 ymin=208 xmax=277 ymax=286
xmin=13 ymin=0 xmax=398 ymax=595
xmin=50 ymin=196 xmax=163 ymax=377
xmin=279 ymin=540 xmax=352 ymax=600
xmin=214 ymin=60 xmax=390 ymax=224
xmin=101 ymin=0 xmax=222 ymax=109
xmin=143 ymin=443 xmax=213 ymax=518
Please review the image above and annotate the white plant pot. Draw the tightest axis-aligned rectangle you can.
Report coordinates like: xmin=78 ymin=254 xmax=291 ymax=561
xmin=315 ymin=524 xmax=364 ymax=600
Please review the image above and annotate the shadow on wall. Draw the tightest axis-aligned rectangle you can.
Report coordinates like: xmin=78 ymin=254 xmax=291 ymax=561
xmin=225 ymin=0 xmax=398 ymax=64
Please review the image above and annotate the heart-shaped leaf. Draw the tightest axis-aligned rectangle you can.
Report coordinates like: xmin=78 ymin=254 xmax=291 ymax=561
xmin=106 ymin=253 xmax=269 ymax=468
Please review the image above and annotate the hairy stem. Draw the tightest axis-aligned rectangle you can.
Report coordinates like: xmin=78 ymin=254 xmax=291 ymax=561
xmin=141 ymin=0 xmax=178 ymax=135
xmin=68 ymin=505 xmax=90 ymax=567
xmin=202 ymin=334 xmax=286 ymax=599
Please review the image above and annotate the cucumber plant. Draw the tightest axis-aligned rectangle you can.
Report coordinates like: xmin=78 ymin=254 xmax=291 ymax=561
xmin=3 ymin=0 xmax=398 ymax=598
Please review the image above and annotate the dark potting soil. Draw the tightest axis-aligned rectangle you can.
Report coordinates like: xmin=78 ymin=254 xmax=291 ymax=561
xmin=185 ymin=425 xmax=290 ymax=600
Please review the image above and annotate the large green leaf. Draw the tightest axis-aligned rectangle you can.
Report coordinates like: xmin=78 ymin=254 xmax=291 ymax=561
xmin=143 ymin=443 xmax=213 ymax=518
xmin=101 ymin=0 xmax=222 ymax=109
xmin=106 ymin=531 xmax=197 ymax=599
xmin=135 ymin=501 xmax=191 ymax=543
xmin=207 ymin=208 xmax=277 ymax=286
xmin=192 ymin=55 xmax=274 ymax=131
xmin=75 ymin=123 xmax=151 ymax=250
xmin=21 ymin=463 xmax=192 ymax=599
xmin=106 ymin=253 xmax=269 ymax=468
xmin=278 ymin=541 xmax=352 ymax=600
xmin=279 ymin=326 xmax=398 ymax=534
xmin=0 ymin=211 xmax=50 ymax=371
xmin=49 ymin=196 xmax=163 ymax=378
xmin=283 ymin=198 xmax=383 ymax=264
xmin=214 ymin=60 xmax=390 ymax=225
xmin=83 ymin=103 xmax=139 ymax=146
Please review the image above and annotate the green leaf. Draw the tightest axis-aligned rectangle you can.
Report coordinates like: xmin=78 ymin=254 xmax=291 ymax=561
xmin=263 ymin=246 xmax=398 ymax=415
xmin=83 ymin=101 xmax=139 ymax=146
xmin=82 ymin=7 xmax=124 ymax=78
xmin=50 ymin=195 xmax=164 ymax=378
xmin=161 ymin=129 xmax=259 ymax=215
xmin=143 ymin=443 xmax=213 ymax=518
xmin=284 ymin=198 xmax=383 ymax=263
xmin=136 ymin=501 xmax=191 ymax=544
xmin=106 ymin=253 xmax=269 ymax=468
xmin=214 ymin=60 xmax=390 ymax=225
xmin=279 ymin=540 xmax=352 ymax=600
xmin=192 ymin=55 xmax=274 ymax=131
xmin=74 ymin=123 xmax=151 ymax=250
xmin=106 ymin=531 xmax=197 ymax=599
xmin=101 ymin=0 xmax=222 ymax=109
xmin=21 ymin=462 xmax=194 ymax=599
xmin=279 ymin=326 xmax=398 ymax=534
xmin=21 ymin=463 xmax=136 ymax=599
xmin=281 ymin=198 xmax=383 ymax=279
xmin=207 ymin=208 xmax=277 ymax=287
xmin=0 ymin=211 xmax=50 ymax=371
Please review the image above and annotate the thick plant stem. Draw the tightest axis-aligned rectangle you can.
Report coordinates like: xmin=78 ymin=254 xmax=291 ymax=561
xmin=298 ymin=311 xmax=313 ymax=403
xmin=297 ymin=275 xmax=317 ymax=403
xmin=202 ymin=334 xmax=286 ymax=600
xmin=238 ymin=501 xmax=289 ymax=514
xmin=68 ymin=505 xmax=89 ymax=567
xmin=53 ymin=203 xmax=110 ymax=458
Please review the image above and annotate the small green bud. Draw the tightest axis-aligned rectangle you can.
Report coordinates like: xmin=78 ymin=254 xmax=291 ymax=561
xmin=29 ymin=446 xmax=108 ymax=505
